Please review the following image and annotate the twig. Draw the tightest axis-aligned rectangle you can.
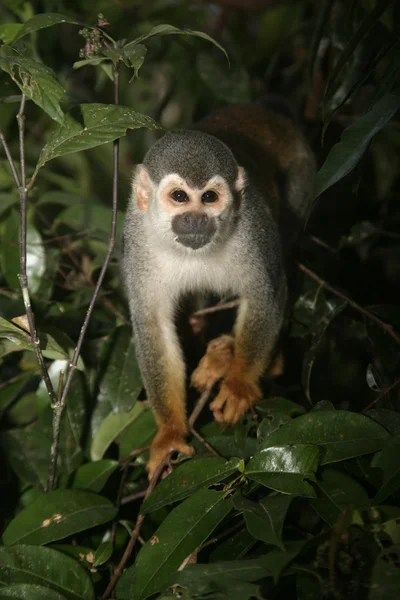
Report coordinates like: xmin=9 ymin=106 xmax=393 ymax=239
xmin=102 ymin=453 xmax=172 ymax=599
xmin=189 ymin=426 xmax=220 ymax=457
xmin=188 ymin=389 xmax=212 ymax=427
xmin=298 ymin=263 xmax=400 ymax=345
xmin=120 ymin=490 xmax=147 ymax=505
xmin=0 ymin=129 xmax=21 ymax=187
xmin=192 ymin=299 xmax=240 ymax=318
xmin=362 ymin=375 xmax=400 ymax=413
xmin=59 ymin=64 xmax=120 ymax=407
xmin=118 ymin=445 xmax=150 ymax=465
xmin=111 ymin=461 xmax=130 ymax=543
xmin=46 ymin=369 xmax=65 ymax=492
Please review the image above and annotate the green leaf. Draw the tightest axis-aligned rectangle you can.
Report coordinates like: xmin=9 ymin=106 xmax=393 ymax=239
xmin=372 ymin=435 xmax=400 ymax=504
xmin=122 ymin=45 xmax=147 ymax=79
xmin=2 ymin=490 xmax=117 ymax=545
xmin=125 ymin=24 xmax=228 ymax=63
xmin=117 ymin=489 xmax=232 ymax=600
xmin=195 ymin=421 xmax=257 ymax=461
xmin=210 ymin=528 xmax=257 ymax=562
xmin=259 ymin=410 xmax=389 ymax=464
xmin=0 ymin=53 xmax=64 ymax=123
xmin=262 ymin=540 xmax=308 ymax=583
xmin=142 ymin=457 xmax=241 ymax=513
xmin=72 ymin=459 xmax=118 ymax=493
xmin=314 ymin=94 xmax=400 ymax=198
xmin=11 ymin=13 xmax=80 ymax=42
xmin=0 ymin=24 xmax=23 ymax=44
xmin=117 ymin=408 xmax=156 ymax=458
xmin=35 ymin=104 xmax=162 ymax=173
xmin=1 ymin=429 xmax=50 ymax=489
xmin=91 ymin=401 xmax=143 ymax=461
xmin=0 ymin=208 xmax=19 ymax=290
xmin=0 ymin=584 xmax=67 ymax=599
xmin=324 ymin=0 xmax=395 ymax=102
xmin=0 ymin=373 xmax=31 ymax=417
xmin=93 ymin=541 xmax=113 ymax=567
xmin=0 ymin=544 xmax=94 ymax=600
xmin=245 ymin=445 xmax=320 ymax=497
xmin=73 ymin=57 xmax=109 ymax=70
xmin=311 ymin=468 xmax=369 ymax=526
xmin=26 ymin=221 xmax=46 ymax=295
xmin=97 ymin=325 xmax=142 ymax=413
xmin=55 ymin=204 xmax=124 ymax=241
xmin=233 ymin=493 xmax=292 ymax=549
xmin=168 ymin=559 xmax=269 ymax=598
xmin=257 ymin=397 xmax=306 ymax=441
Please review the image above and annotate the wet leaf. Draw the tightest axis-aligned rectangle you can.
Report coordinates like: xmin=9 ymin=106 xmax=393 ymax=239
xmin=117 ymin=489 xmax=232 ymax=600
xmin=2 ymin=490 xmax=117 ymax=545
xmin=1 ymin=429 xmax=50 ymax=489
xmin=93 ymin=540 xmax=113 ymax=567
xmin=142 ymin=457 xmax=241 ymax=513
xmin=0 ymin=544 xmax=94 ymax=600
xmin=372 ymin=435 xmax=400 ymax=503
xmin=245 ymin=445 xmax=320 ymax=497
xmin=0 ymin=583 xmax=67 ymax=599
xmin=259 ymin=410 xmax=389 ymax=464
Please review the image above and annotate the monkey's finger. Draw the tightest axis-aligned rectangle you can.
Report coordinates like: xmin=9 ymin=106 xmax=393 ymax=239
xmin=209 ymin=393 xmax=227 ymax=412
xmin=222 ymin=398 xmax=249 ymax=425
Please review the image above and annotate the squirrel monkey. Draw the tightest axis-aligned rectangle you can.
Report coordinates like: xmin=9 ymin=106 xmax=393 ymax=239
xmin=122 ymin=104 xmax=315 ymax=477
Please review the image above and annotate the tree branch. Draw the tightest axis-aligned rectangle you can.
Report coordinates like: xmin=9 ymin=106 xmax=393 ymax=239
xmin=60 ymin=64 xmax=120 ymax=406
xmin=102 ymin=453 xmax=172 ymax=598
xmin=298 ymin=263 xmax=400 ymax=345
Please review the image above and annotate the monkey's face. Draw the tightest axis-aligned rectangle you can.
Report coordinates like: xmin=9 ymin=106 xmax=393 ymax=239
xmin=134 ymin=167 xmax=245 ymax=251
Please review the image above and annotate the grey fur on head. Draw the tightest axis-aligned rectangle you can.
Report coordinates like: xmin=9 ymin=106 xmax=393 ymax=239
xmin=143 ymin=130 xmax=239 ymax=188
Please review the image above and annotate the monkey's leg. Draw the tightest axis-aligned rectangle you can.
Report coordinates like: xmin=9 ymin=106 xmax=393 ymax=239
xmin=133 ymin=307 xmax=194 ymax=478
xmin=191 ymin=334 xmax=235 ymax=392
xmin=210 ymin=293 xmax=284 ymax=425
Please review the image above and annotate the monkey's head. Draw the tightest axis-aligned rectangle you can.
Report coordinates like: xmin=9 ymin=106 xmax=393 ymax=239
xmin=132 ymin=130 xmax=245 ymax=251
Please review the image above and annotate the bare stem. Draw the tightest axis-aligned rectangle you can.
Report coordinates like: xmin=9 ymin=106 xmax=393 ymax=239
xmin=15 ymin=94 xmax=58 ymax=411
xmin=192 ymin=299 xmax=240 ymax=318
xmin=188 ymin=388 xmax=212 ymax=427
xmin=362 ymin=375 xmax=400 ymax=413
xmin=60 ymin=64 xmax=120 ymax=406
xmin=298 ymin=263 xmax=400 ymax=345
xmin=102 ymin=453 xmax=172 ymax=599
xmin=0 ymin=129 xmax=21 ymax=187
xmin=189 ymin=426 xmax=220 ymax=457
xmin=46 ymin=370 xmax=65 ymax=492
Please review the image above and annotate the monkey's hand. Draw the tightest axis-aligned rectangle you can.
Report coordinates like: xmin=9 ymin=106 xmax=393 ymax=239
xmin=191 ymin=334 xmax=235 ymax=392
xmin=147 ymin=425 xmax=194 ymax=480
xmin=209 ymin=359 xmax=262 ymax=425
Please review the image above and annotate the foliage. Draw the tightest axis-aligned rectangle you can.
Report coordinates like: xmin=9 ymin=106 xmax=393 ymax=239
xmin=1 ymin=1 xmax=400 ymax=599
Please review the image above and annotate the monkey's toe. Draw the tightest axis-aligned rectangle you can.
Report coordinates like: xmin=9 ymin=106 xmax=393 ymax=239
xmin=210 ymin=377 xmax=261 ymax=425
xmin=191 ymin=334 xmax=234 ymax=392
xmin=147 ymin=428 xmax=194 ymax=480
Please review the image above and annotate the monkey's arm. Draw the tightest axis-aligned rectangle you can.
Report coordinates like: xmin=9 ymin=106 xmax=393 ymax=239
xmin=210 ymin=276 xmax=286 ymax=424
xmin=129 ymin=292 xmax=194 ymax=477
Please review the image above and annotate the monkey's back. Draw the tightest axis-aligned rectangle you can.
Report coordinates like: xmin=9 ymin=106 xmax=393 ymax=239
xmin=195 ymin=104 xmax=315 ymax=235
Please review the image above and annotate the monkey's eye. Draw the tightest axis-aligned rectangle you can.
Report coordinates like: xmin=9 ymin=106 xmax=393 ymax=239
xmin=202 ymin=190 xmax=218 ymax=203
xmin=171 ymin=189 xmax=189 ymax=203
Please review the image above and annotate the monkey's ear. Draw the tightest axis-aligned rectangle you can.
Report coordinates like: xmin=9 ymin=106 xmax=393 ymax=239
xmin=134 ymin=165 xmax=151 ymax=211
xmin=234 ymin=167 xmax=246 ymax=193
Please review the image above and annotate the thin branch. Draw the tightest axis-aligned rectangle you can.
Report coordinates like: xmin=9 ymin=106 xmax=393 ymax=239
xmin=362 ymin=375 xmax=400 ymax=413
xmin=298 ymin=263 xmax=400 ymax=345
xmin=192 ymin=299 xmax=240 ymax=318
xmin=0 ymin=129 xmax=21 ymax=187
xmin=189 ymin=426 xmax=220 ymax=457
xmin=120 ymin=489 xmax=147 ymax=505
xmin=188 ymin=388 xmax=212 ymax=427
xmin=46 ymin=369 xmax=65 ymax=492
xmin=15 ymin=94 xmax=58 ymax=409
xmin=102 ymin=453 xmax=173 ymax=599
xmin=119 ymin=445 xmax=150 ymax=465
xmin=60 ymin=64 xmax=120 ymax=406
xmin=111 ymin=461 xmax=130 ymax=543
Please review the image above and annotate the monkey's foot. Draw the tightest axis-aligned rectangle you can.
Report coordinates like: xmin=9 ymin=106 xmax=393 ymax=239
xmin=191 ymin=334 xmax=235 ymax=392
xmin=210 ymin=376 xmax=261 ymax=425
xmin=266 ymin=351 xmax=284 ymax=378
xmin=147 ymin=427 xmax=194 ymax=480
